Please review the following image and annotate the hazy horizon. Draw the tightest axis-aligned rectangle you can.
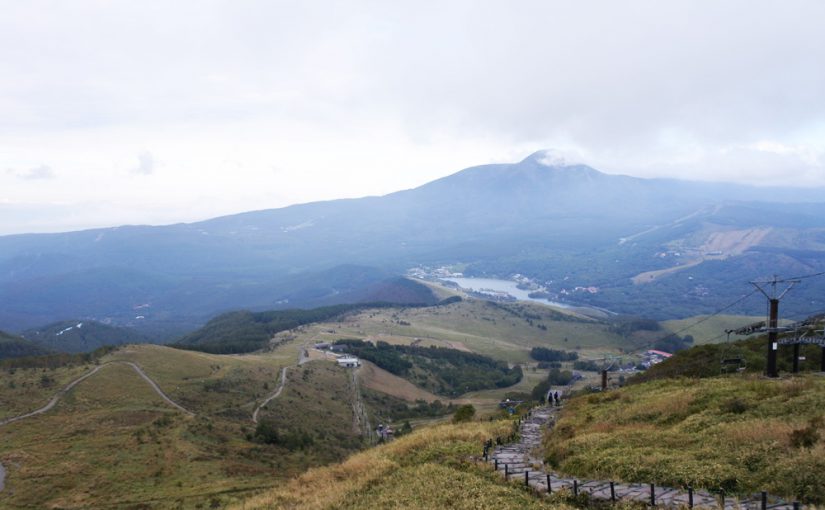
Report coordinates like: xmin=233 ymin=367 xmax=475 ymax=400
xmin=3 ymin=1 xmax=824 ymax=235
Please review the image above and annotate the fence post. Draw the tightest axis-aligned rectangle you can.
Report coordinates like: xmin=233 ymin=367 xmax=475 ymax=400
xmin=494 ymin=458 xmax=498 ymax=471
xmin=546 ymin=474 xmax=552 ymax=493
xmin=504 ymin=464 xmax=509 ymax=480
xmin=688 ymin=487 xmax=693 ymax=508
xmin=650 ymin=484 xmax=655 ymax=506
xmin=573 ymin=479 xmax=578 ymax=497
xmin=761 ymin=491 xmax=767 ymax=510
xmin=720 ymin=494 xmax=725 ymax=509
xmin=610 ymin=481 xmax=615 ymax=502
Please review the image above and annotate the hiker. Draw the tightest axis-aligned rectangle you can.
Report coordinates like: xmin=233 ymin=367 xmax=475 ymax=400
xmin=553 ymin=391 xmax=560 ymax=406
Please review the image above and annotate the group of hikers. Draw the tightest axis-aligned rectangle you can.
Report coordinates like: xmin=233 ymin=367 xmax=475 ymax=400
xmin=548 ymin=390 xmax=562 ymax=406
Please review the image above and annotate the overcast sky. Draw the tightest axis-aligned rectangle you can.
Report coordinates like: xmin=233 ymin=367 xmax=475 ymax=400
xmin=2 ymin=1 xmax=824 ymax=235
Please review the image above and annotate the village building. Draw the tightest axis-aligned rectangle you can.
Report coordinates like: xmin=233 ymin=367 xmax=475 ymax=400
xmin=336 ymin=356 xmax=360 ymax=368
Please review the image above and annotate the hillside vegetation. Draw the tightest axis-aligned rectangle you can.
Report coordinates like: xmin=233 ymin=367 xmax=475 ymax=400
xmin=0 ymin=329 xmax=50 ymax=360
xmin=22 ymin=319 xmax=149 ymax=353
xmin=335 ymin=339 xmax=522 ymax=396
xmin=233 ymin=419 xmax=571 ymax=510
xmin=634 ymin=333 xmax=825 ymax=382
xmin=174 ymin=304 xmax=369 ymax=354
xmin=0 ymin=345 xmax=367 ymax=508
xmin=544 ymin=375 xmax=825 ymax=503
xmin=268 ymin=299 xmax=633 ymax=364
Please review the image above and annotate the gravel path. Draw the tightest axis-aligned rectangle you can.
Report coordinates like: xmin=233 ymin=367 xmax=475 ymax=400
xmin=488 ymin=405 xmax=802 ymax=509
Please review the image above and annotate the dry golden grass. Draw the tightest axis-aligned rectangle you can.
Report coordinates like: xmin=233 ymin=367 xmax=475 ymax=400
xmin=357 ymin=359 xmax=452 ymax=404
xmin=231 ymin=420 xmax=568 ymax=510
xmin=545 ymin=374 xmax=825 ymax=503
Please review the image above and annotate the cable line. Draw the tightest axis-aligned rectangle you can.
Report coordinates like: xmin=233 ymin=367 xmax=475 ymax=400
xmin=658 ymin=288 xmax=760 ymax=341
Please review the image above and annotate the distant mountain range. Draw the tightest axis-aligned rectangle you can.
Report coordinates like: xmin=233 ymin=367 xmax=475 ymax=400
xmin=21 ymin=320 xmax=150 ymax=354
xmin=2 ymin=151 xmax=824 ymax=335
xmin=0 ymin=330 xmax=50 ymax=360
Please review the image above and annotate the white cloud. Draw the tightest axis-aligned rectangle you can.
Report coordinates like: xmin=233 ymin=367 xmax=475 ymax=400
xmin=0 ymin=1 xmax=824 ymax=234
xmin=132 ymin=151 xmax=155 ymax=175
xmin=13 ymin=165 xmax=55 ymax=180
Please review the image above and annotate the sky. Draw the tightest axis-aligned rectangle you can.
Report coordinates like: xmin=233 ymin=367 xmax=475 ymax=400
xmin=2 ymin=1 xmax=825 ymax=235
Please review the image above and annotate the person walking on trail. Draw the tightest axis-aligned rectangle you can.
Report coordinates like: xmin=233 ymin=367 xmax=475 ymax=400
xmin=553 ymin=391 xmax=560 ymax=406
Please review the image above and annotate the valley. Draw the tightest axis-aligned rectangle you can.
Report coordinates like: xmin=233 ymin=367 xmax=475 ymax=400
xmin=0 ymin=294 xmax=655 ymax=508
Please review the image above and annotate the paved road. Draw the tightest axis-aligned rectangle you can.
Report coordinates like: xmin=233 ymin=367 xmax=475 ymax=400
xmin=252 ymin=367 xmax=288 ymax=424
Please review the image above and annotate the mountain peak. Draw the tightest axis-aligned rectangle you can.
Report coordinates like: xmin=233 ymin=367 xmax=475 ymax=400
xmin=521 ymin=149 xmax=586 ymax=168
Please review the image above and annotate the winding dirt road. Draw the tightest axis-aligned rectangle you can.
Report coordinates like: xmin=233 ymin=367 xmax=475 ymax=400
xmin=252 ymin=367 xmax=288 ymax=424
xmin=0 ymin=360 xmax=194 ymax=493
xmin=120 ymin=361 xmax=194 ymax=416
xmin=0 ymin=361 xmax=193 ymax=428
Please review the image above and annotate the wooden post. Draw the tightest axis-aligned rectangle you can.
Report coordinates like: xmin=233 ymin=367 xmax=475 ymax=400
xmin=650 ymin=483 xmax=655 ymax=506
xmin=601 ymin=369 xmax=608 ymax=390
xmin=610 ymin=481 xmax=615 ymax=502
xmin=761 ymin=491 xmax=767 ymax=510
xmin=546 ymin=474 xmax=552 ymax=493
xmin=688 ymin=487 xmax=693 ymax=508
xmin=573 ymin=479 xmax=578 ymax=497
xmin=494 ymin=459 xmax=498 ymax=471
xmin=504 ymin=464 xmax=509 ymax=480
xmin=525 ymin=470 xmax=529 ymax=487
xmin=720 ymin=493 xmax=725 ymax=509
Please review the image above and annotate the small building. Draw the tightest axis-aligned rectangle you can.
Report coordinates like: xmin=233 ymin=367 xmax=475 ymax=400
xmin=642 ymin=349 xmax=673 ymax=368
xmin=336 ymin=356 xmax=360 ymax=368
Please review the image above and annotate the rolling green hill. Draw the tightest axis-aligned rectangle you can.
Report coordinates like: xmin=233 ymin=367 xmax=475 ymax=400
xmin=173 ymin=304 xmax=374 ymax=354
xmin=0 ymin=329 xmax=50 ymax=360
xmin=0 ymin=344 xmax=369 ymax=508
xmin=544 ymin=375 xmax=825 ymax=503
xmin=22 ymin=319 xmax=149 ymax=353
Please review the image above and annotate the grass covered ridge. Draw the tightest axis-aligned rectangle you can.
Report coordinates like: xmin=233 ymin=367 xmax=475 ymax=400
xmin=234 ymin=420 xmax=572 ymax=510
xmin=544 ymin=375 xmax=825 ymax=503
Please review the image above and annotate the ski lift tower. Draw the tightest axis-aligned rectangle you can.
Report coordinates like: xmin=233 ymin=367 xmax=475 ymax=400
xmin=750 ymin=276 xmax=798 ymax=378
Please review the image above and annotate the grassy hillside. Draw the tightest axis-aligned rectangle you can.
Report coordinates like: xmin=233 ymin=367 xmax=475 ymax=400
xmin=660 ymin=314 xmax=773 ymax=345
xmin=253 ymin=361 xmax=366 ymax=464
xmin=173 ymin=304 xmax=368 ymax=354
xmin=0 ymin=345 xmax=367 ymax=509
xmin=269 ymin=299 xmax=634 ymax=364
xmin=335 ymin=339 xmax=522 ymax=397
xmin=232 ymin=419 xmax=571 ymax=510
xmin=0 ymin=329 xmax=50 ymax=360
xmin=544 ymin=375 xmax=825 ymax=503
xmin=22 ymin=319 xmax=150 ymax=353
xmin=634 ymin=333 xmax=825 ymax=382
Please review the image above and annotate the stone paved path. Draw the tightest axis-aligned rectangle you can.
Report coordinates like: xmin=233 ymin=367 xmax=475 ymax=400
xmin=487 ymin=406 xmax=802 ymax=509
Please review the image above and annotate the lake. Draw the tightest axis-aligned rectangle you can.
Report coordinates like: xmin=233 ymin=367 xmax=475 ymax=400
xmin=442 ymin=277 xmax=574 ymax=308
